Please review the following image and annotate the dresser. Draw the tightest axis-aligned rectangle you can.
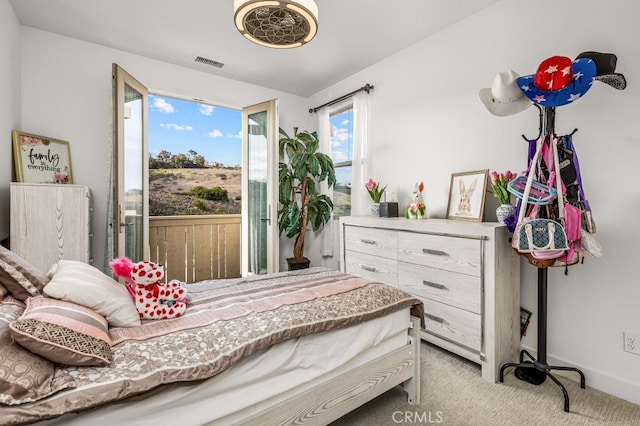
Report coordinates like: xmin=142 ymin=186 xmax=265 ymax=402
xmin=10 ymin=183 xmax=93 ymax=273
xmin=339 ymin=216 xmax=520 ymax=382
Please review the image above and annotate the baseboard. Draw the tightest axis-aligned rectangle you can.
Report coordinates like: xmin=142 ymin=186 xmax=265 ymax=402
xmin=520 ymin=345 xmax=640 ymax=406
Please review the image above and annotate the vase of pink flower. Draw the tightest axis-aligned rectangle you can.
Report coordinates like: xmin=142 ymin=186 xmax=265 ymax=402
xmin=490 ymin=170 xmax=516 ymax=223
xmin=365 ymin=178 xmax=386 ymax=216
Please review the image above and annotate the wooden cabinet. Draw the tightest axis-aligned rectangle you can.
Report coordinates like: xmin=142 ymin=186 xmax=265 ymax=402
xmin=340 ymin=216 xmax=520 ymax=382
xmin=10 ymin=183 xmax=92 ymax=273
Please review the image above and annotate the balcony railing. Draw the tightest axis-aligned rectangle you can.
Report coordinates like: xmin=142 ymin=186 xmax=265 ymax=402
xmin=149 ymin=214 xmax=241 ymax=283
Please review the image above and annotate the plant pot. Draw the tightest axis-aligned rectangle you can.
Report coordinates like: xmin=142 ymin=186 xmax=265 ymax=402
xmin=371 ymin=203 xmax=380 ymax=217
xmin=286 ymin=257 xmax=311 ymax=271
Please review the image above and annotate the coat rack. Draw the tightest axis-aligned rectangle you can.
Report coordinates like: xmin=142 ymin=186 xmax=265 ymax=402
xmin=499 ymin=106 xmax=586 ymax=413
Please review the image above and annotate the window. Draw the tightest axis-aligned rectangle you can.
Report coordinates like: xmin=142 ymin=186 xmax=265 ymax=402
xmin=330 ymin=104 xmax=354 ymax=216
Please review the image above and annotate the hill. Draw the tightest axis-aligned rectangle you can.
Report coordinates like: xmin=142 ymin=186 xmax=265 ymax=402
xmin=149 ymin=167 xmax=241 ymax=216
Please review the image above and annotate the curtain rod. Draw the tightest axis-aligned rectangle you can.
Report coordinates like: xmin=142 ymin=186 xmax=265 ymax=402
xmin=309 ymin=83 xmax=374 ymax=113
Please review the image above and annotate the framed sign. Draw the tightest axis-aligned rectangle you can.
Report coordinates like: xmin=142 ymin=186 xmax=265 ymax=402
xmin=446 ymin=169 xmax=488 ymax=222
xmin=12 ymin=130 xmax=73 ymax=184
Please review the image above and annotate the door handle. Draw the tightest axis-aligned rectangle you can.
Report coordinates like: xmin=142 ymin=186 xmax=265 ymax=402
xmin=119 ymin=205 xmax=133 ymax=233
xmin=119 ymin=205 xmax=125 ymax=233
xmin=260 ymin=204 xmax=271 ymax=224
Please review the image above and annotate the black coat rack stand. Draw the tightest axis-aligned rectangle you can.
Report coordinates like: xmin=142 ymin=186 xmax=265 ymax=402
xmin=499 ymin=107 xmax=586 ymax=412
xmin=499 ymin=268 xmax=585 ymax=412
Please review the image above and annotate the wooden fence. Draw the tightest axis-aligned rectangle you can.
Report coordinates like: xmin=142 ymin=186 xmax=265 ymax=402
xmin=149 ymin=214 xmax=241 ymax=283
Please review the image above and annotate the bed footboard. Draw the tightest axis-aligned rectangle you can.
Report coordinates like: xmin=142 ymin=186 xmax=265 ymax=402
xmin=219 ymin=315 xmax=422 ymax=425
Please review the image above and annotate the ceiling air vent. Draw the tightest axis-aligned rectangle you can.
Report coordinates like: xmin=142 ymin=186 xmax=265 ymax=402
xmin=194 ymin=56 xmax=224 ymax=68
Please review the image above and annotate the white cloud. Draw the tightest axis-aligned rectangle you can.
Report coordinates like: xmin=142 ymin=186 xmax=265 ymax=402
xmin=229 ymin=131 xmax=242 ymax=139
xmin=152 ymin=98 xmax=175 ymax=113
xmin=208 ymin=129 xmax=223 ymax=138
xmin=200 ymin=105 xmax=215 ymax=116
xmin=341 ymin=119 xmax=350 ymax=126
xmin=332 ymin=151 xmax=348 ymax=162
xmin=332 ymin=127 xmax=351 ymax=141
xmin=160 ymin=123 xmax=193 ymax=131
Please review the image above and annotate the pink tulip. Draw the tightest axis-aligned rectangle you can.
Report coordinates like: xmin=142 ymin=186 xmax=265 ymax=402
xmin=490 ymin=171 xmax=499 ymax=185
xmin=366 ymin=178 xmax=377 ymax=191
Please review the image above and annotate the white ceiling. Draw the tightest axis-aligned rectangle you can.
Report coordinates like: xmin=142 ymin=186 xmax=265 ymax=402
xmin=9 ymin=0 xmax=501 ymax=97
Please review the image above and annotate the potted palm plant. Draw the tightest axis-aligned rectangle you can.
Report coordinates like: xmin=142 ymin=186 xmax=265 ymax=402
xmin=278 ymin=127 xmax=336 ymax=270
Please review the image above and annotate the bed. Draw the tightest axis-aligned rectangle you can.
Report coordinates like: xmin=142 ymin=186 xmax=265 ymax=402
xmin=0 ymin=246 xmax=423 ymax=425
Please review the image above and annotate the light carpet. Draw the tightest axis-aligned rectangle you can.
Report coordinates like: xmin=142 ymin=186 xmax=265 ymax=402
xmin=331 ymin=343 xmax=640 ymax=426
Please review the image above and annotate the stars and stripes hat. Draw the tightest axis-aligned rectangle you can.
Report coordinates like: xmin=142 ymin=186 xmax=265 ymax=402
xmin=516 ymin=56 xmax=597 ymax=107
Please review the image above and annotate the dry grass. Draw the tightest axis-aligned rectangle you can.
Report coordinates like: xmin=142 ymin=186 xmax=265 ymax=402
xmin=149 ymin=167 xmax=241 ymax=216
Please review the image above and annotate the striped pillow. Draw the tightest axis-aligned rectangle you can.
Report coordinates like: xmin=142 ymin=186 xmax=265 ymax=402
xmin=0 ymin=297 xmax=76 ymax=405
xmin=0 ymin=245 xmax=49 ymax=301
xmin=9 ymin=297 xmax=113 ymax=366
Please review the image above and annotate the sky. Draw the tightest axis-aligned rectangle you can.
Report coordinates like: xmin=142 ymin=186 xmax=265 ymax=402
xmin=148 ymin=93 xmax=353 ymax=174
xmin=148 ymin=95 xmax=242 ymax=167
xmin=329 ymin=107 xmax=353 ymax=186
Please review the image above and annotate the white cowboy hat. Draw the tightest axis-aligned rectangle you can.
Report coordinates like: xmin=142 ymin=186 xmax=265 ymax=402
xmin=479 ymin=70 xmax=533 ymax=117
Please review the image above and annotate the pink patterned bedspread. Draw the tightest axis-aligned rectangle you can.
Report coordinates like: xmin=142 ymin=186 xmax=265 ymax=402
xmin=1 ymin=268 xmax=423 ymax=425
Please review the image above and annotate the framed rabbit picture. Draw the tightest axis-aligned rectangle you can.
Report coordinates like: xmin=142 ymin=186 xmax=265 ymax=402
xmin=446 ymin=169 xmax=488 ymax=222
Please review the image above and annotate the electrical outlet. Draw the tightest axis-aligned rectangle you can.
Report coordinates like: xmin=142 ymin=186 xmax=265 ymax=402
xmin=623 ymin=331 xmax=640 ymax=355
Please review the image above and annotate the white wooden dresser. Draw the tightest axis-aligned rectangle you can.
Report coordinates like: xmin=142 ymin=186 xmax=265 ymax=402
xmin=339 ymin=216 xmax=520 ymax=382
xmin=10 ymin=183 xmax=93 ymax=274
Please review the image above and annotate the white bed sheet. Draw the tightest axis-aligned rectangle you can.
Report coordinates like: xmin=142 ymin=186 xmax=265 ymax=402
xmin=41 ymin=308 xmax=411 ymax=426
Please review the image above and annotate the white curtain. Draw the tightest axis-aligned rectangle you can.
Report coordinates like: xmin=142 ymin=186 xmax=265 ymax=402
xmin=104 ymin=100 xmax=115 ymax=272
xmin=317 ymin=91 xmax=370 ymax=257
xmin=351 ymin=91 xmax=370 ymax=216
xmin=317 ymin=106 xmax=333 ymax=257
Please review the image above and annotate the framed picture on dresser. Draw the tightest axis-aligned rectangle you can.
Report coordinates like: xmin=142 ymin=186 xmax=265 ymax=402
xmin=446 ymin=169 xmax=488 ymax=222
xmin=12 ymin=130 xmax=73 ymax=184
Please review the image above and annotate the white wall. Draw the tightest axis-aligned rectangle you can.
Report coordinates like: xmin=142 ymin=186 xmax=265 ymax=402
xmin=15 ymin=26 xmax=310 ymax=272
xmin=0 ymin=0 xmax=21 ymax=242
xmin=307 ymin=0 xmax=640 ymax=404
xmin=4 ymin=0 xmax=639 ymax=406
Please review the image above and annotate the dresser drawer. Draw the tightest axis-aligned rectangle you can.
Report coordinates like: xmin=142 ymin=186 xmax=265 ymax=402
xmin=421 ymin=298 xmax=481 ymax=352
xmin=344 ymin=226 xmax=397 ymax=260
xmin=344 ymin=250 xmax=397 ymax=286
xmin=399 ymin=262 xmax=481 ymax=314
xmin=398 ymin=231 xmax=481 ymax=277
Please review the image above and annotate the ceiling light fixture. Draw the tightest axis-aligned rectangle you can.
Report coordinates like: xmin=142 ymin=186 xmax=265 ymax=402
xmin=233 ymin=0 xmax=318 ymax=49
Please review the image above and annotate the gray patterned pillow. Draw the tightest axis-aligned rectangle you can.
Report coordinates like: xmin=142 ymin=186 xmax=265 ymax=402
xmin=0 ymin=245 xmax=49 ymax=301
xmin=0 ymin=297 xmax=76 ymax=405
xmin=10 ymin=297 xmax=113 ymax=366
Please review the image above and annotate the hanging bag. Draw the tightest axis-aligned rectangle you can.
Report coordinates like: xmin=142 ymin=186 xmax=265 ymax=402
xmin=507 ymin=172 xmax=558 ymax=205
xmin=512 ymin=137 xmax=569 ymax=259
xmin=566 ymin=136 xmax=597 ymax=233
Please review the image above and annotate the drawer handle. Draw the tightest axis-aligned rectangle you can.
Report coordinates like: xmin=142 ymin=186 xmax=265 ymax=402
xmin=360 ymin=239 xmax=377 ymax=245
xmin=425 ymin=313 xmax=445 ymax=324
xmin=361 ymin=265 xmax=377 ymax=272
xmin=423 ymin=280 xmax=446 ymax=290
xmin=423 ymin=248 xmax=447 ymax=256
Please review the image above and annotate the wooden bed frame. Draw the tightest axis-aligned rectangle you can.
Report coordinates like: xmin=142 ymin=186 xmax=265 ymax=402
xmin=216 ymin=316 xmax=422 ymax=425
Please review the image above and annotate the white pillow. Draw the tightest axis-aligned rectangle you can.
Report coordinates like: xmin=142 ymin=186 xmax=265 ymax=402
xmin=43 ymin=260 xmax=140 ymax=327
